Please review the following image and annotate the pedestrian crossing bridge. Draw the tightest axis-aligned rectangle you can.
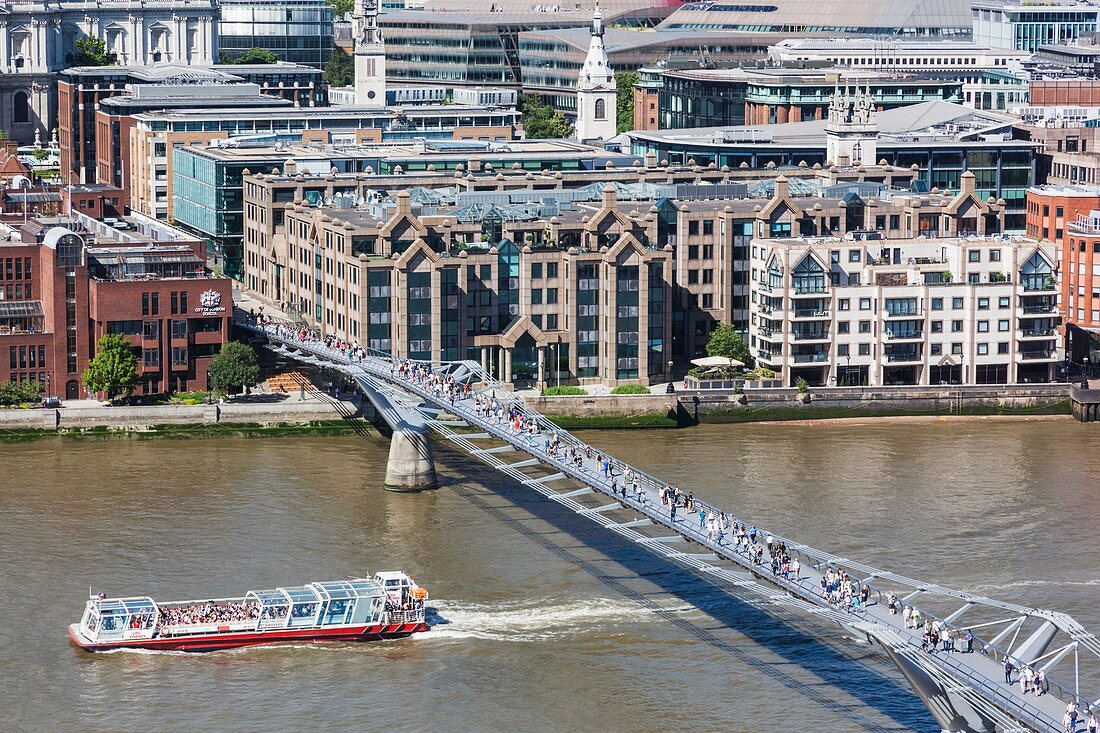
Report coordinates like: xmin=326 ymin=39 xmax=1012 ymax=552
xmin=242 ymin=317 xmax=1099 ymax=733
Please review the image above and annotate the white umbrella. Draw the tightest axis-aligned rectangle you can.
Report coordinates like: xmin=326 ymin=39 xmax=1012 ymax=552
xmin=691 ymin=355 xmax=744 ymax=368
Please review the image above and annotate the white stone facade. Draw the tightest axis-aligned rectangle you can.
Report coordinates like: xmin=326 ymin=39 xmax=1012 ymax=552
xmin=0 ymin=0 xmax=217 ymax=142
xmin=352 ymin=0 xmax=385 ymax=105
xmin=749 ymin=235 xmax=1063 ymax=386
xmin=574 ymin=5 xmax=615 ymax=143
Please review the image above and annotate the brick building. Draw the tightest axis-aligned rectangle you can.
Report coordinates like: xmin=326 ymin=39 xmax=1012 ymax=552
xmin=0 ymin=212 xmax=231 ymax=399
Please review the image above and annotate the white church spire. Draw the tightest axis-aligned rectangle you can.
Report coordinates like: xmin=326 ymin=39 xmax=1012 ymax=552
xmin=353 ymin=0 xmax=386 ymax=105
xmin=575 ymin=3 xmax=616 ymax=142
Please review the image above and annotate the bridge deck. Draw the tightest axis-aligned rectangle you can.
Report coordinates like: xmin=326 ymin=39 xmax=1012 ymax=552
xmin=244 ymin=319 xmax=1094 ymax=732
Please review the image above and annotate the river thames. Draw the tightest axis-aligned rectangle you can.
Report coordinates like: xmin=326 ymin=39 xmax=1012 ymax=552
xmin=2 ymin=419 xmax=1098 ymax=732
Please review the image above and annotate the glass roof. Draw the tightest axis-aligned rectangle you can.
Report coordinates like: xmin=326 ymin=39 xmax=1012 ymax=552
xmin=94 ymin=597 xmax=157 ymax=613
xmin=250 ymin=589 xmax=291 ymax=606
xmin=749 ymin=177 xmax=820 ymax=198
xmin=574 ymin=181 xmax=663 ymax=201
xmin=282 ymin=586 xmax=320 ymax=603
xmin=452 ymin=203 xmax=537 ymax=223
xmin=0 ymin=301 xmax=44 ymax=318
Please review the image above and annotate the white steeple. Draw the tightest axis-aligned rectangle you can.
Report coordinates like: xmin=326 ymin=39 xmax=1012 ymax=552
xmin=825 ymin=81 xmax=878 ymax=167
xmin=353 ymin=0 xmax=386 ymax=105
xmin=575 ymin=2 xmax=616 ymax=142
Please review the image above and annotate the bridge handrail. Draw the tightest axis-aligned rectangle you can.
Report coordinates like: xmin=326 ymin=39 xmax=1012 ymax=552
xmin=239 ymin=316 xmax=1097 ymax=719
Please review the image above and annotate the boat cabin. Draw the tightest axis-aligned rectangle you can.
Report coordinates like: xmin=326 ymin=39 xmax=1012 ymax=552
xmin=79 ymin=597 xmax=159 ymax=643
xmin=248 ymin=580 xmax=387 ymax=630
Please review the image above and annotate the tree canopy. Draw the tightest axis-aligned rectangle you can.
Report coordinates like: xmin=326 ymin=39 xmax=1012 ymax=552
xmin=208 ymin=341 xmax=261 ymax=394
xmin=229 ymin=47 xmax=280 ymax=65
xmin=73 ymin=37 xmax=117 ymax=67
xmin=0 ymin=379 xmax=44 ymax=406
xmin=519 ymin=94 xmax=573 ymax=139
xmin=82 ymin=334 xmax=138 ymax=398
xmin=615 ymin=72 xmax=638 ymax=134
xmin=705 ymin=323 xmax=753 ymax=367
xmin=323 ymin=47 xmax=354 ymax=88
xmin=328 ymin=0 xmax=354 ymax=17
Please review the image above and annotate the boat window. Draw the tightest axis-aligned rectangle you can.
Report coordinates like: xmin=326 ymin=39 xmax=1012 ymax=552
xmin=321 ymin=598 xmax=355 ymax=626
xmin=249 ymin=589 xmax=292 ymax=629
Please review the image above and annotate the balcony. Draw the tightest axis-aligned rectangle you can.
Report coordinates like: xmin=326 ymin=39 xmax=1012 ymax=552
xmin=1020 ymin=327 xmax=1056 ymax=338
xmin=791 ymin=352 xmax=829 ymax=364
xmin=1020 ymin=277 xmax=1056 ymax=293
xmin=792 ymin=330 xmax=830 ymax=341
xmin=884 ymin=309 xmax=922 ymax=320
xmin=792 ymin=286 xmax=827 ymax=297
xmin=885 ymin=351 xmax=923 ymax=363
xmin=757 ymin=349 xmax=781 ymax=362
xmin=1020 ymin=305 xmax=1058 ymax=315
xmin=1018 ymin=349 xmax=1057 ymax=361
xmin=886 ymin=329 xmax=924 ymax=341
xmin=792 ymin=308 xmax=830 ymax=319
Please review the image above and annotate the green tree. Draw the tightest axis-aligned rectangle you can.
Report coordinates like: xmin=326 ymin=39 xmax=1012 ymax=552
xmin=82 ymin=334 xmax=138 ymax=398
xmin=0 ymin=379 xmax=44 ymax=406
xmin=328 ymin=0 xmax=353 ymax=17
xmin=230 ymin=47 xmax=280 ymax=65
xmin=323 ymin=47 xmax=354 ymax=88
xmin=32 ymin=148 xmax=49 ymax=163
xmin=615 ymin=71 xmax=638 ymax=134
xmin=73 ymin=37 xmax=117 ymax=67
xmin=519 ymin=94 xmax=574 ymax=139
xmin=706 ymin=323 xmax=753 ymax=368
xmin=207 ymin=341 xmax=260 ymax=394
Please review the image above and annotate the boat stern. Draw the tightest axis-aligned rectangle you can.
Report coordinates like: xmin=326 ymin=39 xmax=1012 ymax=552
xmin=67 ymin=623 xmax=95 ymax=650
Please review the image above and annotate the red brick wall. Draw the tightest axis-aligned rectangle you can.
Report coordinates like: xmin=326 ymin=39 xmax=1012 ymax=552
xmin=1030 ymin=80 xmax=1100 ymax=107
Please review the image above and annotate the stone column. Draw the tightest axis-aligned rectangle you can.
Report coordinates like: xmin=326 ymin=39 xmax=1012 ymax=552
xmin=537 ymin=345 xmax=545 ymax=387
xmin=504 ymin=348 xmax=513 ymax=385
xmin=481 ymin=345 xmax=488 ymax=375
xmin=384 ymin=428 xmax=438 ymax=492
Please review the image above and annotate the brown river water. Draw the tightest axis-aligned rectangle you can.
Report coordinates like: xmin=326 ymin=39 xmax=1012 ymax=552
xmin=2 ymin=419 xmax=1098 ymax=732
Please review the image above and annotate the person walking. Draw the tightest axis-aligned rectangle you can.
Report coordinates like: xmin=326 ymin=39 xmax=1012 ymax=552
xmin=1004 ymin=656 xmax=1015 ymax=684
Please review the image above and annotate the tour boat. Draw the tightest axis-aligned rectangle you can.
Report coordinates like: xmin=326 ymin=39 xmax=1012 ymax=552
xmin=68 ymin=572 xmax=429 ymax=652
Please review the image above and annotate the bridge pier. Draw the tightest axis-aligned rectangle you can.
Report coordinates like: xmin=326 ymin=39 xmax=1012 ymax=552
xmin=384 ymin=428 xmax=438 ymax=492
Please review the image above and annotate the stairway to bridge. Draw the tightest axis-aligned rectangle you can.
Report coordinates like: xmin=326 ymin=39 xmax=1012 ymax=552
xmin=240 ymin=317 xmax=1098 ymax=733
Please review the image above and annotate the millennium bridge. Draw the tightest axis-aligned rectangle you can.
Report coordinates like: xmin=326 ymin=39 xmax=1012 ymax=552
xmin=240 ymin=316 xmax=1100 ymax=733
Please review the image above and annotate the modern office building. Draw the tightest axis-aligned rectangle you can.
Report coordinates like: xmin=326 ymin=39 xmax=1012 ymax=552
xmin=627 ymin=99 xmax=1037 ymax=229
xmin=57 ymin=63 xmax=326 ymax=186
xmin=379 ymin=1 xmax=680 ymax=89
xmin=0 ymin=0 xmax=218 ymax=144
xmin=972 ymin=0 xmax=1100 ymax=52
xmin=518 ymin=27 xmax=773 ymax=116
xmin=656 ymin=68 xmax=964 ymax=129
xmin=656 ymin=0 xmax=972 ymax=37
xmin=767 ymin=38 xmax=1031 ymax=111
xmin=0 ymin=211 xmax=231 ymax=398
xmin=218 ymin=0 xmax=335 ymax=67
xmin=130 ymin=103 xmax=521 ymax=227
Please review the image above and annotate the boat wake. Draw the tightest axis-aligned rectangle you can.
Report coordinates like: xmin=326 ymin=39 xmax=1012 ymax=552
xmin=423 ymin=597 xmax=698 ymax=643
xmin=970 ymin=578 xmax=1100 ymax=593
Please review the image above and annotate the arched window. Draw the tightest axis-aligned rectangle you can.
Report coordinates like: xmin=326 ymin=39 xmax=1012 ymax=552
xmin=594 ymin=98 xmax=606 ymax=121
xmin=13 ymin=92 xmax=29 ymax=124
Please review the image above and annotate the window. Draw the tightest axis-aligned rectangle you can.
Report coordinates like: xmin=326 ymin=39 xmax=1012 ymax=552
xmin=547 ymin=263 xmax=558 ymax=278
xmin=688 ymin=245 xmax=699 ymax=260
xmin=171 ymin=320 xmax=187 ymax=339
xmin=859 ymin=320 xmax=871 ymax=333
xmin=838 ymin=298 xmax=850 ymax=311
xmin=998 ymin=342 xmax=1010 ymax=354
xmin=546 ymin=288 xmax=558 ymax=304
xmin=977 ymin=343 xmax=989 ymax=355
xmin=932 ymin=321 xmax=943 ymax=333
xmin=141 ymin=292 xmax=150 ymax=316
xmin=859 ymin=297 xmax=871 ymax=310
xmin=688 ymin=221 xmax=699 ymax=236
xmin=171 ymin=347 xmax=188 ymax=366
xmin=702 ymin=270 xmax=714 ymax=284
xmin=546 ymin=314 xmax=558 ymax=330
xmin=931 ymin=297 xmax=944 ymax=310
xmin=931 ymin=343 xmax=942 ymax=355
xmin=978 ymin=297 xmax=989 ymax=310
xmin=531 ymin=262 xmax=542 ymax=279
xmin=997 ymin=319 xmax=1009 ymax=332
xmin=848 ymin=249 xmax=861 ymax=262
xmin=703 ymin=220 xmax=714 ymax=236
xmin=531 ymin=289 xmax=543 ymax=305
xmin=858 ymin=343 xmax=871 ymax=356
xmin=143 ymin=349 xmax=160 ymax=367
xmin=688 ymin=270 xmax=699 ymax=285
xmin=594 ymin=97 xmax=606 ymax=120
xmin=990 ymin=249 xmax=1001 ymax=262
xmin=838 ymin=321 xmax=850 ymax=334
xmin=977 ymin=320 xmax=989 ymax=333
xmin=998 ymin=297 xmax=1010 ymax=308
xmin=952 ymin=343 xmax=963 ymax=355
xmin=952 ymin=320 xmax=963 ymax=332
xmin=838 ymin=344 xmax=849 ymax=356
xmin=969 ymin=250 xmax=981 ymax=262
xmin=952 ymin=297 xmax=964 ymax=309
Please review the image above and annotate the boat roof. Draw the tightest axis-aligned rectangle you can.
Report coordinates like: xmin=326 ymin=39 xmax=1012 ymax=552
xmin=87 ymin=578 xmax=388 ymax=612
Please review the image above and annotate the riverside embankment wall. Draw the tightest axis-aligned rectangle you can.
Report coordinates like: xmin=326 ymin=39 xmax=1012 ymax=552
xmin=0 ymin=399 xmax=363 ymax=434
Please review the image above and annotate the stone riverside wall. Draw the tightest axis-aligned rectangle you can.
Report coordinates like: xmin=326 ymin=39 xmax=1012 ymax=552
xmin=1071 ymin=385 xmax=1100 ymax=422
xmin=0 ymin=399 xmax=361 ymax=432
xmin=532 ymin=384 xmax=1072 ymax=425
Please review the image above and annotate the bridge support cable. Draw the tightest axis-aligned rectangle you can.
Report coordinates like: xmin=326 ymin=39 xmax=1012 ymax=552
xmin=242 ymin=319 xmax=1100 ymax=732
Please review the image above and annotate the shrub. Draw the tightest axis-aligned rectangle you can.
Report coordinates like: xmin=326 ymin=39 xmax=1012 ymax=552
xmin=611 ymin=384 xmax=651 ymax=395
xmin=795 ymin=377 xmax=809 ymax=394
xmin=541 ymin=385 xmax=586 ymax=396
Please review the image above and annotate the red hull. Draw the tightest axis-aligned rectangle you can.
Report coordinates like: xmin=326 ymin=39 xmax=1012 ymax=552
xmin=68 ymin=622 xmax=428 ymax=653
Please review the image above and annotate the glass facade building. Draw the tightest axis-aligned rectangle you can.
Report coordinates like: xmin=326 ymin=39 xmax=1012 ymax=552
xmin=972 ymin=1 xmax=1100 ymax=52
xmin=219 ymin=0 xmax=335 ymax=67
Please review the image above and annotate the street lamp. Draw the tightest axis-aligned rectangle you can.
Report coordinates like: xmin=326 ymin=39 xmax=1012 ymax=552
xmin=1084 ymin=356 xmax=1091 ymax=389
xmin=666 ymin=360 xmax=675 ymax=393
xmin=844 ymin=354 xmax=851 ymax=387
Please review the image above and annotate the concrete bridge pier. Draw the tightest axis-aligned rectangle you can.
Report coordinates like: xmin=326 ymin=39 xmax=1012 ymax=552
xmin=384 ymin=426 xmax=438 ymax=492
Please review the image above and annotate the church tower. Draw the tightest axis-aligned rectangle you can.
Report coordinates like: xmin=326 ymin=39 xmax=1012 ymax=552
xmin=825 ymin=83 xmax=879 ymax=167
xmin=353 ymin=0 xmax=386 ymax=105
xmin=575 ymin=3 xmax=617 ymax=142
